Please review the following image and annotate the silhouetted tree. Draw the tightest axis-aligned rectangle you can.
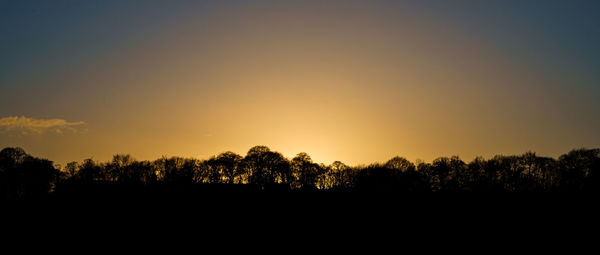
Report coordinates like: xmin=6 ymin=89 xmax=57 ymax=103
xmin=292 ymin=152 xmax=323 ymax=191
xmin=106 ymin=154 xmax=135 ymax=183
xmin=385 ymin=156 xmax=416 ymax=172
xmin=323 ymin=161 xmax=354 ymax=190
xmin=557 ymin=149 xmax=600 ymax=191
xmin=0 ymin=147 xmax=59 ymax=199
xmin=75 ymin=158 xmax=103 ymax=182
xmin=64 ymin=161 xmax=79 ymax=180
xmin=466 ymin=157 xmax=502 ymax=191
xmin=355 ymin=164 xmax=401 ymax=192
xmin=206 ymin=151 xmax=243 ymax=184
xmin=243 ymin=146 xmax=290 ymax=189
xmin=155 ymin=157 xmax=197 ymax=184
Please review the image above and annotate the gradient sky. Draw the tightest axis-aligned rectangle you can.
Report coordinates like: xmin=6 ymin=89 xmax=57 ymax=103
xmin=1 ymin=0 xmax=599 ymax=166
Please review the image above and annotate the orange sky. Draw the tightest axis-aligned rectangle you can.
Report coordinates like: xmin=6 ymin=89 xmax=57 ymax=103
xmin=1 ymin=1 xmax=599 ymax=166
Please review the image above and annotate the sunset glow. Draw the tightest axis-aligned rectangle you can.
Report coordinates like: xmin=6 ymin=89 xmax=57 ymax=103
xmin=1 ymin=0 xmax=599 ymax=166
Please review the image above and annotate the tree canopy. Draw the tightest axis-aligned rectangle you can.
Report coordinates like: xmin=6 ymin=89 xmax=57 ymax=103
xmin=1 ymin=146 xmax=599 ymax=199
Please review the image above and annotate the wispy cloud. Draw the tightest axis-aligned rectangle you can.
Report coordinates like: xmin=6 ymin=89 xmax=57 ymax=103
xmin=0 ymin=116 xmax=86 ymax=135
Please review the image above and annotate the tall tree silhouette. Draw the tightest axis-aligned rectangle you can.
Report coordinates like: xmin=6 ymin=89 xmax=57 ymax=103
xmin=385 ymin=156 xmax=415 ymax=172
xmin=243 ymin=146 xmax=290 ymax=189
xmin=0 ymin=147 xmax=58 ymax=199
xmin=155 ymin=157 xmax=197 ymax=184
xmin=206 ymin=152 xmax=243 ymax=184
xmin=558 ymin=149 xmax=600 ymax=191
xmin=292 ymin=152 xmax=324 ymax=190
xmin=323 ymin=161 xmax=353 ymax=190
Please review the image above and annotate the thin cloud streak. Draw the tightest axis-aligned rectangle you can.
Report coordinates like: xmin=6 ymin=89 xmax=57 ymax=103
xmin=0 ymin=116 xmax=86 ymax=135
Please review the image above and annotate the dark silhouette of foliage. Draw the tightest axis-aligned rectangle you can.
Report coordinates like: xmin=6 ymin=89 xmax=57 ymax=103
xmin=1 ymin=146 xmax=599 ymax=199
xmin=0 ymin=147 xmax=59 ymax=199
xmin=243 ymin=146 xmax=290 ymax=190
xmin=207 ymin=152 xmax=243 ymax=184
xmin=323 ymin=161 xmax=354 ymax=190
xmin=292 ymin=152 xmax=324 ymax=191
xmin=156 ymin=157 xmax=197 ymax=185
xmin=385 ymin=156 xmax=416 ymax=172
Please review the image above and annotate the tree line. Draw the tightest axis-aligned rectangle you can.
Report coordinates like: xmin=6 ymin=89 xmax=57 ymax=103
xmin=1 ymin=146 xmax=599 ymax=199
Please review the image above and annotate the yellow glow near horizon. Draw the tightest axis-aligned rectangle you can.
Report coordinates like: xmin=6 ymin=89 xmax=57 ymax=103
xmin=1 ymin=1 xmax=599 ymax=167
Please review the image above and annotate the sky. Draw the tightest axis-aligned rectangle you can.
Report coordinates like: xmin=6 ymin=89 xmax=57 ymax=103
xmin=1 ymin=0 xmax=599 ymax=166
